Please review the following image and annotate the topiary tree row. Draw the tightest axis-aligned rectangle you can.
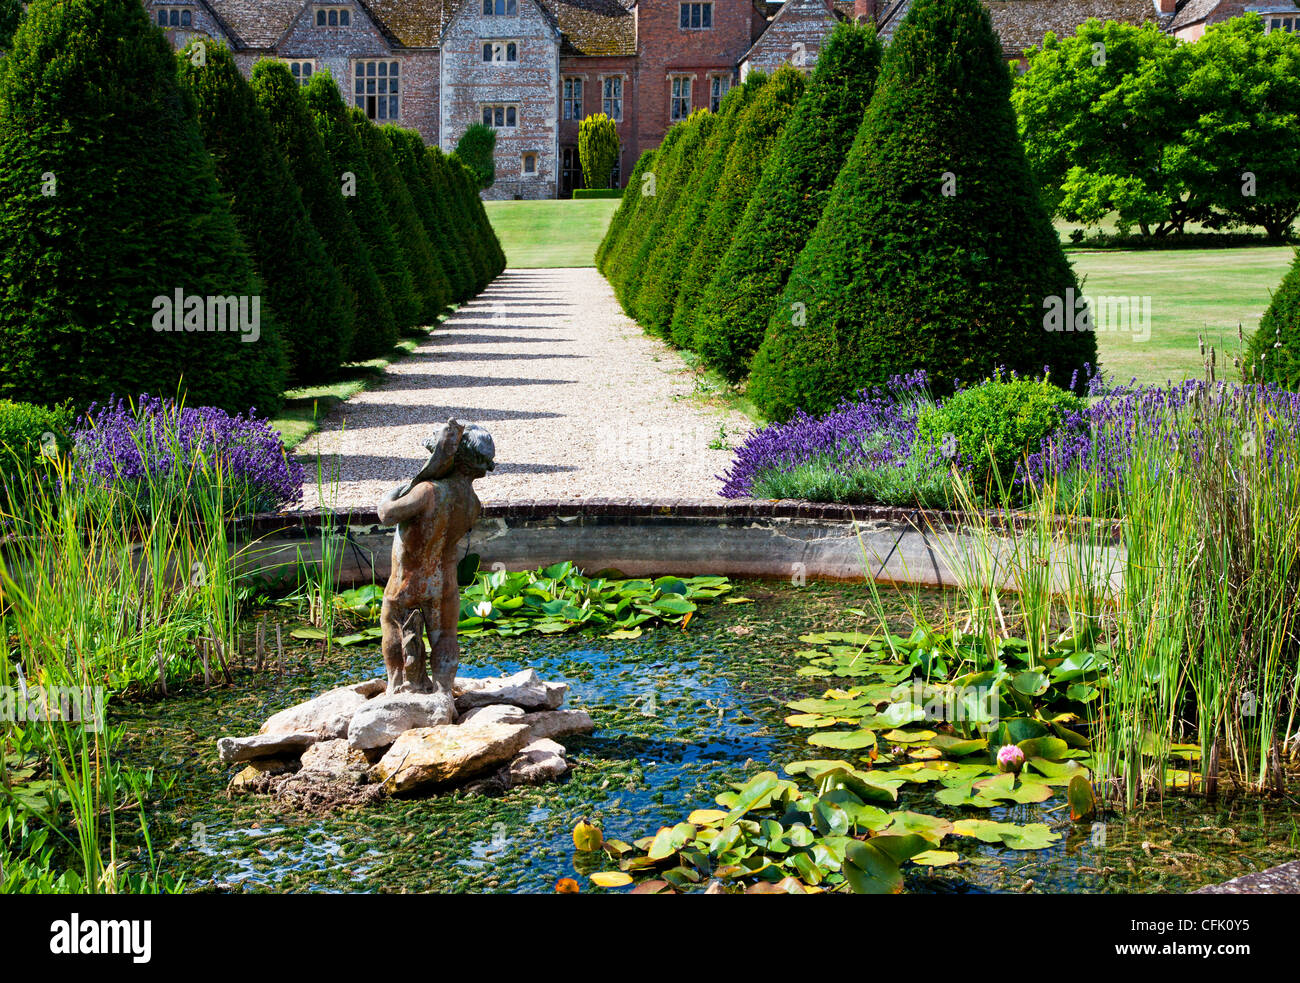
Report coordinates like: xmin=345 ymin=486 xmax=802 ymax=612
xmin=750 ymin=0 xmax=1094 ymax=420
xmin=669 ymin=65 xmax=807 ymax=352
xmin=595 ymin=147 xmax=657 ymax=274
xmin=693 ymin=22 xmax=882 ymax=383
xmin=0 ymin=0 xmax=503 ymax=417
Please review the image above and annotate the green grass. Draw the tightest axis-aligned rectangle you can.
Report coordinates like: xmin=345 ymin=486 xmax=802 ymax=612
xmin=1072 ymin=246 xmax=1294 ymax=386
xmin=483 ymin=198 xmax=621 ymax=268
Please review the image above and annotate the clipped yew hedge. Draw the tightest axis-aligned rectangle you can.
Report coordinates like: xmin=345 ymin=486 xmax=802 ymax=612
xmin=693 ymin=23 xmax=882 ymax=383
xmin=749 ymin=0 xmax=1094 ymax=421
xmin=178 ymin=40 xmax=353 ymax=383
xmin=670 ymin=65 xmax=807 ymax=352
xmin=251 ymin=59 xmax=397 ymax=364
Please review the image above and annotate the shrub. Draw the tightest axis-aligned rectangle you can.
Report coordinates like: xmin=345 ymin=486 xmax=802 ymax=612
xmin=578 ymin=113 xmax=620 ymax=189
xmin=450 ymin=155 xmax=506 ymax=278
xmin=429 ymin=146 xmax=492 ymax=291
xmin=304 ymin=72 xmax=421 ymax=335
xmin=595 ymin=148 xmax=655 ymax=272
xmin=1248 ymin=252 xmax=1300 ymax=391
xmin=620 ymin=113 xmax=712 ymax=315
xmin=177 ymin=41 xmax=353 ymax=384
xmin=0 ymin=0 xmax=287 ymax=415
xmin=0 ymin=0 xmax=20 ymax=51
xmin=455 ymin=122 xmax=497 ymax=190
xmin=749 ymin=0 xmax=1095 ymax=421
xmin=74 ymin=394 xmax=304 ymax=515
xmin=0 ymin=398 xmax=73 ymax=489
xmin=693 ymin=23 xmax=882 ymax=383
xmin=670 ymin=65 xmax=807 ymax=352
xmin=916 ymin=377 xmax=1083 ymax=493
xmin=607 ymin=124 xmax=689 ymax=305
xmin=386 ymin=127 xmax=475 ymax=305
xmin=636 ymin=74 xmax=768 ymax=339
xmin=353 ymin=110 xmax=450 ymax=327
xmin=251 ymin=60 xmax=397 ymax=363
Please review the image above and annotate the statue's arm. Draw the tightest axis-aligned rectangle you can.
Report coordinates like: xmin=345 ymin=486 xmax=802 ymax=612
xmin=378 ymin=483 xmax=435 ymax=525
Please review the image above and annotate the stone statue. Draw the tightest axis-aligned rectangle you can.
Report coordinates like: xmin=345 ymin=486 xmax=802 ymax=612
xmin=378 ymin=420 xmax=494 ymax=697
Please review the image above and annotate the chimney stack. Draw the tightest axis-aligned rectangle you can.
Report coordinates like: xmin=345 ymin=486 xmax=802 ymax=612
xmin=854 ymin=0 xmax=879 ymax=24
xmin=1157 ymin=0 xmax=1176 ymax=13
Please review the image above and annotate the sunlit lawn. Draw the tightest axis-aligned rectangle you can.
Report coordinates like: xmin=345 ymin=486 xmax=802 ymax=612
xmin=484 ymin=198 xmax=621 ymax=269
xmin=1070 ymin=246 xmax=1294 ymax=386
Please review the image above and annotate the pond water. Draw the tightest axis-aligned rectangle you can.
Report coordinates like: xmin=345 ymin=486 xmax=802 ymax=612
xmin=115 ymin=581 xmax=1300 ymax=893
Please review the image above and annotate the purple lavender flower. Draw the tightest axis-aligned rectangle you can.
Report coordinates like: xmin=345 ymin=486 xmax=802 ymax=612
xmin=73 ymin=394 xmax=303 ymax=514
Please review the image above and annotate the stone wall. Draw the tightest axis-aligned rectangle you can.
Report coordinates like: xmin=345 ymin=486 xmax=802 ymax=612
xmin=442 ymin=0 xmax=562 ymax=200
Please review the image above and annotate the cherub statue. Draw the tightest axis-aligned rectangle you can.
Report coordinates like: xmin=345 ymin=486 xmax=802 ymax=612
xmin=377 ymin=420 xmax=495 ymax=697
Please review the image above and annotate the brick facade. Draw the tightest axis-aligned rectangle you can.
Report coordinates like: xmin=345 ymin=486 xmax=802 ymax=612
xmin=147 ymin=0 xmax=1214 ymax=199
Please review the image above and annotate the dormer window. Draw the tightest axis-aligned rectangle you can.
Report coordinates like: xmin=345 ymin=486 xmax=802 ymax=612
xmin=1267 ymin=14 xmax=1297 ymax=32
xmin=481 ymin=41 xmax=519 ymax=62
xmin=315 ymin=6 xmax=351 ymax=26
xmin=157 ymin=8 xmax=194 ymax=27
xmin=483 ymin=0 xmax=518 ymax=15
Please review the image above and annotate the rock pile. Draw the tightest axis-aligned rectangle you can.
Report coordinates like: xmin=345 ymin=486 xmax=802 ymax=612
xmin=218 ymin=669 xmax=593 ymax=803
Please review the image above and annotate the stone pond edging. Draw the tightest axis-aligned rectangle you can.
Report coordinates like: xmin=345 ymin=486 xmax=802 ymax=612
xmin=235 ymin=498 xmax=1126 ymax=592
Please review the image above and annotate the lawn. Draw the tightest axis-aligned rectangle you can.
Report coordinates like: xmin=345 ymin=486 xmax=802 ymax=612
xmin=486 ymin=197 xmax=1293 ymax=388
xmin=484 ymin=198 xmax=621 ymax=268
xmin=1070 ymin=246 xmax=1293 ymax=386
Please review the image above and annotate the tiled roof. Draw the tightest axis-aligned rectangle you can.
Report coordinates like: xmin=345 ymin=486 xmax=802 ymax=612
xmin=986 ymin=0 xmax=1162 ymax=54
xmin=538 ymin=0 xmax=637 ymax=56
xmin=359 ymin=0 xmax=454 ymax=47
xmin=880 ymin=0 xmax=1161 ymax=50
xmin=206 ymin=0 xmax=305 ymax=46
xmin=1167 ymin=0 xmax=1221 ymax=30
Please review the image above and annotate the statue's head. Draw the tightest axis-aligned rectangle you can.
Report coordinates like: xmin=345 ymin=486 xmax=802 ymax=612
xmin=455 ymin=425 xmax=495 ymax=475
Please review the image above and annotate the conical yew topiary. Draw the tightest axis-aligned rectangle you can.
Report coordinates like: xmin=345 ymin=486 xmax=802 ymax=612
xmin=0 ymin=0 xmax=286 ymax=413
xmin=615 ymin=117 xmax=700 ymax=312
xmin=693 ymin=23 xmax=882 ymax=383
xmin=352 ymin=109 xmax=449 ymax=328
xmin=304 ymin=72 xmax=421 ymax=334
xmin=749 ymin=0 xmax=1094 ymax=421
xmin=430 ymin=145 xmax=492 ymax=292
xmin=595 ymin=146 xmax=656 ymax=273
xmin=1249 ymin=254 xmax=1300 ymax=390
xmin=178 ymin=40 xmax=353 ymax=383
xmin=636 ymin=73 xmax=768 ymax=341
xmin=670 ymin=65 xmax=807 ymax=351
xmin=386 ymin=126 xmax=474 ymax=305
xmin=251 ymin=59 xmax=397 ymax=363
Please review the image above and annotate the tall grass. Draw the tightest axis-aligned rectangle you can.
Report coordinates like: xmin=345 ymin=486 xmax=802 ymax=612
xmin=0 ymin=416 xmax=274 ymax=890
xmin=854 ymin=377 xmax=1300 ymax=808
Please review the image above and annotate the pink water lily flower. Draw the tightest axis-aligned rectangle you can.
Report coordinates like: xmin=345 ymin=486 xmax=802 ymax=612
xmin=997 ymin=744 xmax=1026 ymax=775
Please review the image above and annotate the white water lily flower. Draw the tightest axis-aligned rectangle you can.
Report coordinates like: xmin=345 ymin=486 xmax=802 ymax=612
xmin=474 ymin=601 xmax=493 ymax=618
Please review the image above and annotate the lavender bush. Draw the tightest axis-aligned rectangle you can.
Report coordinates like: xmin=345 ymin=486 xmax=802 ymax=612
xmin=719 ymin=371 xmax=951 ymax=505
xmin=74 ymin=394 xmax=304 ymax=515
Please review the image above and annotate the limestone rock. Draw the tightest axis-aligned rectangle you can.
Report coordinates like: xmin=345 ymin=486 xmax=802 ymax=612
xmin=229 ymin=757 xmax=298 ymax=788
xmin=459 ymin=704 xmax=526 ymax=726
xmin=218 ymin=731 xmax=317 ymax=764
xmin=519 ymin=709 xmax=594 ymax=743
xmin=509 ymin=738 xmax=569 ymax=785
xmin=372 ymin=720 xmax=530 ymax=794
xmin=347 ymin=691 xmax=457 ymax=750
xmin=455 ymin=669 xmax=568 ymax=712
xmin=299 ymin=739 xmax=372 ymax=781
xmin=260 ymin=681 xmax=378 ymax=739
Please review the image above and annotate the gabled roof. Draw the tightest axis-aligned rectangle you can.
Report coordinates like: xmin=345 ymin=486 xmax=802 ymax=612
xmin=361 ymin=0 xmax=454 ymax=47
xmin=538 ymin=0 xmax=637 ymax=57
xmin=1167 ymin=0 xmax=1221 ymax=30
xmin=879 ymin=0 xmax=1162 ymax=51
xmin=986 ymin=0 xmax=1163 ymax=55
xmin=206 ymin=0 xmax=306 ymax=47
xmin=742 ymin=0 xmax=839 ymax=64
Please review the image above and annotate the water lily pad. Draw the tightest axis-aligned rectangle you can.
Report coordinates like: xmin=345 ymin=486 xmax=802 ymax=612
xmin=912 ymin=850 xmax=961 ymax=867
xmin=590 ymin=871 xmax=633 ymax=887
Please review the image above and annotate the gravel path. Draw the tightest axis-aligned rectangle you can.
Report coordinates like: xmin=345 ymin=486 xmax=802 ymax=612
xmin=298 ymin=267 xmax=755 ymax=508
